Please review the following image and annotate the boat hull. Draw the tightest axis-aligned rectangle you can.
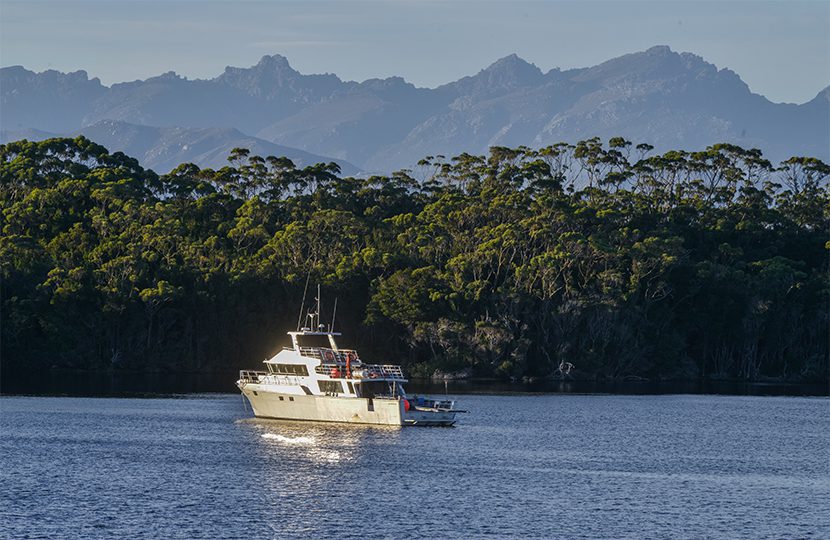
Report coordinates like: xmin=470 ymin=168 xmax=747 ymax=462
xmin=402 ymin=409 xmax=457 ymax=426
xmin=241 ymin=385 xmax=455 ymax=426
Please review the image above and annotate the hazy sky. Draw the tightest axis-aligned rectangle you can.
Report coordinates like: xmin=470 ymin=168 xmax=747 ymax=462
xmin=1 ymin=0 xmax=828 ymax=104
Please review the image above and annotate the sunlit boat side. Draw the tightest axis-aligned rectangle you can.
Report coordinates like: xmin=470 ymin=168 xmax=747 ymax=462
xmin=237 ymin=329 xmax=460 ymax=426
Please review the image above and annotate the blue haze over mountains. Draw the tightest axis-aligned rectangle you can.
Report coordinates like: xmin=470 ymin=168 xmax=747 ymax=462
xmin=2 ymin=46 xmax=828 ymax=173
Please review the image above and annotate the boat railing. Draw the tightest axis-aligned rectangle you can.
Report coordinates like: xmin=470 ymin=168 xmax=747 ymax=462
xmin=412 ymin=396 xmax=455 ymax=411
xmin=239 ymin=370 xmax=304 ymax=387
xmin=312 ymin=363 xmax=406 ymax=381
xmin=314 ymin=365 xmax=342 ymax=377
xmin=261 ymin=374 xmax=303 ymax=386
xmin=363 ymin=364 xmax=406 ymax=381
xmin=299 ymin=347 xmax=361 ymax=364
xmin=238 ymin=370 xmax=267 ymax=384
xmin=298 ymin=347 xmax=323 ymax=360
xmin=432 ymin=399 xmax=455 ymax=411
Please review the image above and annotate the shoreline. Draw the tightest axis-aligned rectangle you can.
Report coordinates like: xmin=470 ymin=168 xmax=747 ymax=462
xmin=2 ymin=365 xmax=826 ymax=385
xmin=1 ymin=367 xmax=827 ymax=397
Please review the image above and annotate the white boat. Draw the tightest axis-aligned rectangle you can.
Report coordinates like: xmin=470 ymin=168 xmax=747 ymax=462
xmin=237 ymin=321 xmax=461 ymax=426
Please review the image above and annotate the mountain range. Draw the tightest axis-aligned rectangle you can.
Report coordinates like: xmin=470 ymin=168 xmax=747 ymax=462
xmin=2 ymin=46 xmax=828 ymax=173
xmin=0 ymin=122 xmax=360 ymax=175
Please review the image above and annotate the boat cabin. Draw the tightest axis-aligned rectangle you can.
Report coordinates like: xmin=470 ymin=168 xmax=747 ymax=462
xmin=239 ymin=329 xmax=407 ymax=399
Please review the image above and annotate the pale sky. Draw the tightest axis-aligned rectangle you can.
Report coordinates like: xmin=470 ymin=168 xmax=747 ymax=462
xmin=1 ymin=0 xmax=828 ymax=104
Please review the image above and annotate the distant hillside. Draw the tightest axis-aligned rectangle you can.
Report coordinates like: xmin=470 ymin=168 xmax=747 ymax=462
xmin=1 ymin=120 xmax=360 ymax=175
xmin=2 ymin=46 xmax=827 ymax=171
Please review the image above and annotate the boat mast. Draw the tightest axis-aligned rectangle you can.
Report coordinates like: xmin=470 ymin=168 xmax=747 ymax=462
xmin=296 ymin=274 xmax=310 ymax=331
xmin=316 ymin=284 xmax=322 ymax=331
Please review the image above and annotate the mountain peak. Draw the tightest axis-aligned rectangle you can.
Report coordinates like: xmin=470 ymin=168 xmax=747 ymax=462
xmin=577 ymin=45 xmax=718 ymax=84
xmin=484 ymin=54 xmax=541 ymax=76
xmin=645 ymin=45 xmax=674 ymax=56
xmin=213 ymin=53 xmax=344 ymax=104
xmin=256 ymin=54 xmax=294 ymax=72
xmin=218 ymin=54 xmax=299 ymax=82
xmin=451 ymin=53 xmax=543 ymax=96
xmin=149 ymin=71 xmax=183 ymax=82
xmin=360 ymin=75 xmax=413 ymax=90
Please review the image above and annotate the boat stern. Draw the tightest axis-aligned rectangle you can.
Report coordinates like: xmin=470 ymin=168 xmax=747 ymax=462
xmin=402 ymin=409 xmax=457 ymax=426
xmin=402 ymin=397 xmax=459 ymax=426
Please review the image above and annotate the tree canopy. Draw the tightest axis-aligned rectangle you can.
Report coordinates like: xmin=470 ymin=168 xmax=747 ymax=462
xmin=1 ymin=136 xmax=827 ymax=381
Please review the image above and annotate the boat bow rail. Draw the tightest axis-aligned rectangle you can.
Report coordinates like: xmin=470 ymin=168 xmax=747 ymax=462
xmin=238 ymin=370 xmax=267 ymax=385
xmin=239 ymin=371 xmax=307 ymax=388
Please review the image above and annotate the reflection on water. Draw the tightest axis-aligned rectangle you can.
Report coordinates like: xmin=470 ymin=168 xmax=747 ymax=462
xmin=261 ymin=431 xmax=342 ymax=463
xmin=237 ymin=415 xmax=410 ymax=534
xmin=244 ymin=417 xmax=402 ymax=468
xmin=260 ymin=433 xmax=316 ymax=444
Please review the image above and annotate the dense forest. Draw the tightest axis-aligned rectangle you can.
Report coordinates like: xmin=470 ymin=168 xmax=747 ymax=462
xmin=1 ymin=137 xmax=827 ymax=381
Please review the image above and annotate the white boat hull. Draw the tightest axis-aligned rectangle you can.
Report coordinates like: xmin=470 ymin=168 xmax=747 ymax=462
xmin=241 ymin=385 xmax=456 ymax=426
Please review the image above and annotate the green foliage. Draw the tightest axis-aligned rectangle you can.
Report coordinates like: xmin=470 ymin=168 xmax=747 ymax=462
xmin=2 ymin=136 xmax=827 ymax=381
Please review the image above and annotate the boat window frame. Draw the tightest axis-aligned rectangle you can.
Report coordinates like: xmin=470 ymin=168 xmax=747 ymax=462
xmin=318 ymin=380 xmax=344 ymax=395
xmin=269 ymin=363 xmax=309 ymax=376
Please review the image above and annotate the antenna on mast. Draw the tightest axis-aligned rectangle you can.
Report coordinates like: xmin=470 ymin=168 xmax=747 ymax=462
xmin=330 ymin=297 xmax=338 ymax=332
xmin=296 ymin=273 xmax=310 ymax=331
xmin=316 ymin=284 xmax=323 ymax=332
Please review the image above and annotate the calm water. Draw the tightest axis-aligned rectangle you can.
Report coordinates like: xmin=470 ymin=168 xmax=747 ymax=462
xmin=1 ymin=394 xmax=827 ymax=539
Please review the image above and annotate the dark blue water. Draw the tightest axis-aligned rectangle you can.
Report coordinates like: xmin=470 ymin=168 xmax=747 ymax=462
xmin=1 ymin=394 xmax=827 ymax=539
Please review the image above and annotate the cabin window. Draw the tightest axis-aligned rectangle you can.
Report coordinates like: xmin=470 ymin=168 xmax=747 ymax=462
xmin=295 ymin=335 xmax=334 ymax=349
xmin=270 ymin=364 xmax=309 ymax=376
xmin=289 ymin=397 xmax=294 ymax=401
xmin=361 ymin=381 xmax=392 ymax=398
xmin=279 ymin=396 xmax=284 ymax=401
xmin=318 ymin=380 xmax=343 ymax=395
